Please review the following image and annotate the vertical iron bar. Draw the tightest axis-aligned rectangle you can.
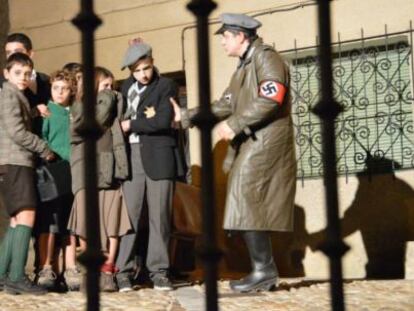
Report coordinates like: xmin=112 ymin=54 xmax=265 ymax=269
xmin=384 ymin=25 xmax=395 ymax=166
xmin=186 ymin=1 xmax=220 ymax=311
xmin=313 ymin=1 xmax=349 ymax=310
xmin=360 ymin=28 xmax=370 ymax=161
xmin=337 ymin=32 xmax=348 ymax=181
xmin=393 ymin=24 xmax=404 ymax=169
xmin=72 ymin=2 xmax=104 ymax=311
xmin=293 ymin=39 xmax=305 ymax=186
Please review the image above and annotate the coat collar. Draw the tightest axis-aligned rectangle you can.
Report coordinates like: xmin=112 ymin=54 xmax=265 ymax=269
xmin=238 ymin=37 xmax=262 ymax=67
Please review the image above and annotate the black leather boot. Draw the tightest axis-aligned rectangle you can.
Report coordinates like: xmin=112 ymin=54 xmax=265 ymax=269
xmin=230 ymin=231 xmax=278 ymax=293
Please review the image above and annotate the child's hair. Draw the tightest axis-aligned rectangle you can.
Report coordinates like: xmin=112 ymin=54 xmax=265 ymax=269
xmin=5 ymin=52 xmax=34 ymax=71
xmin=73 ymin=66 xmax=115 ymax=101
xmin=6 ymin=33 xmax=33 ymax=51
xmin=50 ymin=70 xmax=77 ymax=96
xmin=62 ymin=63 xmax=83 ymax=101
xmin=62 ymin=62 xmax=83 ymax=76
xmin=94 ymin=66 xmax=115 ymax=93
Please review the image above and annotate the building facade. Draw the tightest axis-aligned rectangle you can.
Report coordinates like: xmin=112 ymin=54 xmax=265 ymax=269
xmin=2 ymin=0 xmax=414 ymax=279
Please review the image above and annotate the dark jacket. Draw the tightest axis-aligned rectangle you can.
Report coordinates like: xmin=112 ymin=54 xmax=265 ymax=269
xmin=121 ymin=72 xmax=183 ymax=180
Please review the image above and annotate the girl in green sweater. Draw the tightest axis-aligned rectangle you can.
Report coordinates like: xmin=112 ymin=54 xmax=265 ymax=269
xmin=35 ymin=70 xmax=79 ymax=290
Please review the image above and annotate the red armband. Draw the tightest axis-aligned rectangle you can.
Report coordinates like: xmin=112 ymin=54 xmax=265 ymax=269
xmin=258 ymin=80 xmax=287 ymax=105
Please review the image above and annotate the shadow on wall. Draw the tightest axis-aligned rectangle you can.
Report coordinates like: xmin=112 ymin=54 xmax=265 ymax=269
xmin=309 ymin=155 xmax=414 ymax=279
xmin=190 ymin=140 xmax=308 ymax=278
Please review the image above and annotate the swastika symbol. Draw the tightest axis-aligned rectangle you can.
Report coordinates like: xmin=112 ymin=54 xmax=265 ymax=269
xmin=261 ymin=82 xmax=278 ymax=96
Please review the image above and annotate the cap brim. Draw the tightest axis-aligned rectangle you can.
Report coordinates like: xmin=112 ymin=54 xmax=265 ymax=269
xmin=214 ymin=25 xmax=226 ymax=35
xmin=215 ymin=24 xmax=254 ymax=35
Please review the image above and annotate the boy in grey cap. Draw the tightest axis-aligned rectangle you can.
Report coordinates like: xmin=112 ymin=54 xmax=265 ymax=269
xmin=116 ymin=39 xmax=182 ymax=291
xmin=171 ymin=12 xmax=296 ymax=293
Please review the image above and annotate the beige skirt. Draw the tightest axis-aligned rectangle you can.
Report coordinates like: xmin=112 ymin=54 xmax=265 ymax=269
xmin=68 ymin=188 xmax=132 ymax=251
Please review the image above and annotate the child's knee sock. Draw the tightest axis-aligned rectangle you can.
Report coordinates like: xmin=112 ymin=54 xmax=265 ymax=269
xmin=9 ymin=225 xmax=32 ymax=281
xmin=0 ymin=226 xmax=15 ymax=278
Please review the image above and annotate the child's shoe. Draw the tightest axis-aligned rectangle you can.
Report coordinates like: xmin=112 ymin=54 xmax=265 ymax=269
xmin=63 ymin=266 xmax=82 ymax=291
xmin=100 ymin=263 xmax=118 ymax=292
xmin=152 ymin=274 xmax=173 ymax=291
xmin=36 ymin=266 xmax=57 ymax=290
xmin=100 ymin=272 xmax=118 ymax=292
xmin=116 ymin=273 xmax=132 ymax=293
xmin=5 ymin=275 xmax=47 ymax=295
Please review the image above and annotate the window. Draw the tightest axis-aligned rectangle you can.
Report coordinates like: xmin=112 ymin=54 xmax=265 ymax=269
xmin=282 ymin=35 xmax=414 ymax=179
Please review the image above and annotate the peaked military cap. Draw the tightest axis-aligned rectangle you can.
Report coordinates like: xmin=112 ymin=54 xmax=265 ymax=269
xmin=215 ymin=13 xmax=262 ymax=35
xmin=121 ymin=42 xmax=152 ymax=70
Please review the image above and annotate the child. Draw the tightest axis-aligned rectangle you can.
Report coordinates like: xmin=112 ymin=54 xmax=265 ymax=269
xmin=67 ymin=66 xmax=131 ymax=292
xmin=117 ymin=40 xmax=179 ymax=292
xmin=34 ymin=70 xmax=80 ymax=290
xmin=0 ymin=52 xmax=55 ymax=295
xmin=62 ymin=63 xmax=83 ymax=87
xmin=61 ymin=62 xmax=88 ymax=259
xmin=1 ymin=33 xmax=51 ymax=117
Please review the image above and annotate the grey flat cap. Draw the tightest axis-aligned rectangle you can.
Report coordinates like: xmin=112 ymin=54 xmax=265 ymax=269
xmin=121 ymin=42 xmax=152 ymax=70
xmin=215 ymin=13 xmax=262 ymax=35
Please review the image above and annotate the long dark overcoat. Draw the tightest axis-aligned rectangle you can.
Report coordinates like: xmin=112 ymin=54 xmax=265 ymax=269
xmin=184 ymin=37 xmax=297 ymax=231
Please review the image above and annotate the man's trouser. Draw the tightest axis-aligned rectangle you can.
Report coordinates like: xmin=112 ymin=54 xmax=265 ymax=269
xmin=116 ymin=143 xmax=173 ymax=277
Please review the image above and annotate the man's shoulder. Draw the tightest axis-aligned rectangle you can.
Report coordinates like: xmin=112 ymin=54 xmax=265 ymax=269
xmin=158 ymin=75 xmax=174 ymax=84
xmin=253 ymin=41 xmax=286 ymax=68
xmin=254 ymin=41 xmax=277 ymax=56
xmin=158 ymin=76 xmax=178 ymax=91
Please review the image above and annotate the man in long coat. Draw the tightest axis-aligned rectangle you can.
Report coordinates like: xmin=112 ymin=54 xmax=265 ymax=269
xmin=172 ymin=13 xmax=296 ymax=292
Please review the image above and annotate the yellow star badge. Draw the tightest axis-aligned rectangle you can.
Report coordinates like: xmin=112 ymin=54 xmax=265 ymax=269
xmin=144 ymin=106 xmax=156 ymax=118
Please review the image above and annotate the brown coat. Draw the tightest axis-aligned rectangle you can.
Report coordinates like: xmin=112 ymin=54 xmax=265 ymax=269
xmin=0 ymin=82 xmax=51 ymax=167
xmin=183 ymin=38 xmax=296 ymax=231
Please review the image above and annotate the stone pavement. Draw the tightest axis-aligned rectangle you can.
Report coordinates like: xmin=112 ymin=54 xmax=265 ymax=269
xmin=0 ymin=279 xmax=413 ymax=311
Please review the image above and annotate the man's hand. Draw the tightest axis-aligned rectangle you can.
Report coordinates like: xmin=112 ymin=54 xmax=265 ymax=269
xmin=37 ymin=104 xmax=51 ymax=117
xmin=216 ymin=120 xmax=235 ymax=141
xmin=121 ymin=120 xmax=131 ymax=133
xmin=170 ymin=97 xmax=181 ymax=122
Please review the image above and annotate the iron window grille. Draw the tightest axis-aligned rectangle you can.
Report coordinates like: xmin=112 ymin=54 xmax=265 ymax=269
xmin=280 ymin=27 xmax=414 ymax=180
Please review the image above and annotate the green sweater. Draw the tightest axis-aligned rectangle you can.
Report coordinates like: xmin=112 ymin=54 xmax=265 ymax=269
xmin=41 ymin=101 xmax=71 ymax=161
